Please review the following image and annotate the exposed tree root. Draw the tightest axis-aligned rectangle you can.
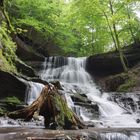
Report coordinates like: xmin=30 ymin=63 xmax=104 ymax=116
xmin=7 ymin=84 xmax=86 ymax=130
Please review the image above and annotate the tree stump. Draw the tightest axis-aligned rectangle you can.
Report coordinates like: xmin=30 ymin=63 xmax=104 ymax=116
xmin=7 ymin=84 xmax=86 ymax=130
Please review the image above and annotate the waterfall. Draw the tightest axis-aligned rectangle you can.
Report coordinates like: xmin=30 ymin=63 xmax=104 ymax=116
xmin=25 ymin=82 xmax=44 ymax=105
xmin=40 ymin=57 xmax=92 ymax=84
xmin=26 ymin=56 xmax=140 ymax=128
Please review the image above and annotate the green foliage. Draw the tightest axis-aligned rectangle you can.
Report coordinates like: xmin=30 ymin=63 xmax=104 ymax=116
xmin=0 ymin=108 xmax=6 ymax=116
xmin=4 ymin=96 xmax=21 ymax=106
xmin=0 ymin=22 xmax=17 ymax=72
xmin=70 ymin=0 xmax=140 ymax=56
xmin=117 ymin=78 xmax=136 ymax=92
xmin=5 ymin=0 xmax=140 ymax=56
xmin=54 ymin=93 xmax=74 ymax=128
xmin=6 ymin=0 xmax=81 ymax=55
xmin=117 ymin=72 xmax=137 ymax=92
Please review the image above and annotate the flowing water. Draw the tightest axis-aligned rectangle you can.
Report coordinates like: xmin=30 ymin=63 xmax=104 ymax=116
xmin=25 ymin=81 xmax=44 ymax=105
xmin=36 ymin=57 xmax=140 ymax=128
xmin=2 ymin=56 xmax=140 ymax=140
xmin=36 ymin=57 xmax=140 ymax=139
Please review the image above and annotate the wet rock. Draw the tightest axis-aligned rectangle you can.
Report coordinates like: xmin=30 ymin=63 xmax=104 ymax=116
xmin=86 ymin=122 xmax=95 ymax=127
xmin=15 ymin=59 xmax=36 ymax=77
xmin=136 ymin=119 xmax=140 ymax=123
xmin=25 ymin=61 xmax=45 ymax=71
xmin=107 ymin=92 xmax=140 ymax=113
xmin=71 ymin=94 xmax=91 ymax=104
xmin=74 ymin=102 xmax=99 ymax=113
xmin=71 ymin=93 xmax=99 ymax=119
xmin=80 ymin=94 xmax=87 ymax=98
xmin=7 ymin=120 xmax=16 ymax=125
xmin=50 ymin=81 xmax=63 ymax=90
xmin=30 ymin=77 xmax=49 ymax=85
xmin=49 ymin=122 xmax=58 ymax=130
xmin=91 ymin=104 xmax=99 ymax=112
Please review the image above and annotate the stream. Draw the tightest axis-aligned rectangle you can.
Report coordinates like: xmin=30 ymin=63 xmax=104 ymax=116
xmin=1 ymin=57 xmax=140 ymax=140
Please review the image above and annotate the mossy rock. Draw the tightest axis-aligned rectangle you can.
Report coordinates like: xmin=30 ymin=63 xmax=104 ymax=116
xmin=4 ymin=96 xmax=22 ymax=106
xmin=105 ymin=71 xmax=137 ymax=92
xmin=117 ymin=78 xmax=136 ymax=92
xmin=0 ymin=96 xmax=22 ymax=114
xmin=0 ymin=107 xmax=6 ymax=116
xmin=105 ymin=73 xmax=129 ymax=91
xmin=54 ymin=94 xmax=74 ymax=129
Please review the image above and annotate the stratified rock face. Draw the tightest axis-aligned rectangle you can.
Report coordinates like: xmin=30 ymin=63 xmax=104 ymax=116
xmin=15 ymin=60 xmax=36 ymax=77
xmin=14 ymin=36 xmax=45 ymax=62
xmin=86 ymin=44 xmax=140 ymax=76
xmin=17 ymin=27 xmax=64 ymax=57
xmin=0 ymin=71 xmax=26 ymax=101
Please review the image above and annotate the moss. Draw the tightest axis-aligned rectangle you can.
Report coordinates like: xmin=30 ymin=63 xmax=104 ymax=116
xmin=4 ymin=96 xmax=21 ymax=106
xmin=0 ymin=22 xmax=17 ymax=73
xmin=0 ymin=108 xmax=6 ymax=116
xmin=0 ymin=97 xmax=21 ymax=116
xmin=117 ymin=72 xmax=137 ymax=92
xmin=106 ymin=70 xmax=139 ymax=92
xmin=0 ymin=50 xmax=16 ymax=72
xmin=54 ymin=94 xmax=74 ymax=128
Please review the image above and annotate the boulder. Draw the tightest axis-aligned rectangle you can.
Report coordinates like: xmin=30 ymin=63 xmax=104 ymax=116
xmin=71 ymin=93 xmax=99 ymax=118
xmin=0 ymin=70 xmax=26 ymax=101
xmin=109 ymin=92 xmax=140 ymax=113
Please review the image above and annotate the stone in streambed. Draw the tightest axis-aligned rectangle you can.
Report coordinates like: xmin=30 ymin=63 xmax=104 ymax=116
xmin=136 ymin=119 xmax=140 ymax=123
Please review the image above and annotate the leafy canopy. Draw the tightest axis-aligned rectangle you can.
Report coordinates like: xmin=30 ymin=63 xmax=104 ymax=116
xmin=5 ymin=0 xmax=140 ymax=56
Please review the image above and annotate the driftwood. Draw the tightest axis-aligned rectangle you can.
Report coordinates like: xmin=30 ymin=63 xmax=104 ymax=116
xmin=7 ymin=84 xmax=85 ymax=130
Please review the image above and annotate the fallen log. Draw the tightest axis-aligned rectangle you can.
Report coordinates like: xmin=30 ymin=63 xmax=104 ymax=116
xmin=7 ymin=84 xmax=86 ymax=130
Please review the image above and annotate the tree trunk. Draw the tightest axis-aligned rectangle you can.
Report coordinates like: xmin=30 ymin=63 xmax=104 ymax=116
xmin=109 ymin=0 xmax=128 ymax=72
xmin=103 ymin=11 xmax=118 ymax=51
xmin=113 ymin=24 xmax=128 ymax=72
xmin=7 ymin=84 xmax=86 ymax=130
xmin=126 ymin=5 xmax=137 ymax=44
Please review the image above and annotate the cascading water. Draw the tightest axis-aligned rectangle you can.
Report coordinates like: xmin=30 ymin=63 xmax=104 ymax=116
xmin=25 ymin=81 xmax=44 ymax=105
xmin=24 ymin=56 xmax=140 ymax=139
xmin=38 ymin=57 xmax=140 ymax=128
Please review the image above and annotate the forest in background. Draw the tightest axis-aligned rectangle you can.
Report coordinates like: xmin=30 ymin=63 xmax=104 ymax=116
xmin=3 ymin=0 xmax=140 ymax=57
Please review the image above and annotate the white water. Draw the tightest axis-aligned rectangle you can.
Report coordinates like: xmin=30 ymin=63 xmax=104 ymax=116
xmin=100 ymin=132 xmax=140 ymax=140
xmin=26 ymin=57 xmax=140 ymax=128
xmin=25 ymin=82 xmax=44 ymax=105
